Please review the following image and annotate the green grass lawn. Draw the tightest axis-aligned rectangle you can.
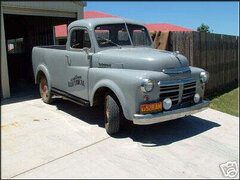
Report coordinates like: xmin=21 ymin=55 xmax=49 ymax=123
xmin=209 ymin=87 xmax=239 ymax=117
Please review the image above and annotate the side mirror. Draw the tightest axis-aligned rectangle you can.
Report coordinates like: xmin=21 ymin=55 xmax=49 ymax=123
xmin=83 ymin=47 xmax=90 ymax=54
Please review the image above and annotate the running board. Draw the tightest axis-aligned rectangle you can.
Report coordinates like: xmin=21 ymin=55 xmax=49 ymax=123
xmin=51 ymin=87 xmax=90 ymax=107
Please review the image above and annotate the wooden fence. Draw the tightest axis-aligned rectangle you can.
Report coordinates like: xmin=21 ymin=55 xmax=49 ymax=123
xmin=167 ymin=31 xmax=239 ymax=94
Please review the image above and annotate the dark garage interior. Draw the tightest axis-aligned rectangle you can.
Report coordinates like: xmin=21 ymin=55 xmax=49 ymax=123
xmin=4 ymin=14 xmax=75 ymax=96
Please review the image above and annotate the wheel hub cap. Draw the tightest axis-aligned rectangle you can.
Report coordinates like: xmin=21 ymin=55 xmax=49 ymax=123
xmin=43 ymin=85 xmax=47 ymax=92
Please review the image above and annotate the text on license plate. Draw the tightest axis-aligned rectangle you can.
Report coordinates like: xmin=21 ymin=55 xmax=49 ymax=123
xmin=140 ymin=102 xmax=162 ymax=114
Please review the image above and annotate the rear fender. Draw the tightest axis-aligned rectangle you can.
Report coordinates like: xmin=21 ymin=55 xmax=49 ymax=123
xmin=35 ymin=64 xmax=51 ymax=90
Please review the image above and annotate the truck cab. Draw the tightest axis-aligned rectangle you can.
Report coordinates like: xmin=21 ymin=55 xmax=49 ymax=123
xmin=32 ymin=18 xmax=210 ymax=134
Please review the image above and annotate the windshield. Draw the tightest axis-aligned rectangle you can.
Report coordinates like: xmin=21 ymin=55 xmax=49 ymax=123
xmin=126 ymin=24 xmax=152 ymax=46
xmin=94 ymin=23 xmax=151 ymax=48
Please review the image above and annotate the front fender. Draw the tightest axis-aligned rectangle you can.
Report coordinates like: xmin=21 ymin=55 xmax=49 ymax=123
xmin=90 ymin=79 xmax=131 ymax=120
xmin=89 ymin=68 xmax=151 ymax=120
xmin=35 ymin=64 xmax=51 ymax=90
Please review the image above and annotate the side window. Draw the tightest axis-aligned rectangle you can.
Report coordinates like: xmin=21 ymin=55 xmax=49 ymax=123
xmin=70 ymin=29 xmax=91 ymax=49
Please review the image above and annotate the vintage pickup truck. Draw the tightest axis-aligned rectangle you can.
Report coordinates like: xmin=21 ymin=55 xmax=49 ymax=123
xmin=32 ymin=18 xmax=210 ymax=134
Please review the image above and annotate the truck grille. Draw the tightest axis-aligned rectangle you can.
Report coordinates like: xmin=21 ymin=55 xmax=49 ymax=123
xmin=159 ymin=84 xmax=179 ymax=105
xmin=182 ymin=81 xmax=196 ymax=103
xmin=159 ymin=80 xmax=196 ymax=105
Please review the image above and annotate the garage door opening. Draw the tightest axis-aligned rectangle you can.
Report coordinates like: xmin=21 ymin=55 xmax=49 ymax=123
xmin=4 ymin=14 xmax=75 ymax=97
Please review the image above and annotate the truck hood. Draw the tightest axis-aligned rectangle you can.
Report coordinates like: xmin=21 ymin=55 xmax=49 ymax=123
xmin=97 ymin=47 xmax=189 ymax=72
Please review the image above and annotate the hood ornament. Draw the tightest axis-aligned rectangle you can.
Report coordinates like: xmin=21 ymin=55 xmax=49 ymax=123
xmin=172 ymin=51 xmax=179 ymax=57
xmin=175 ymin=51 xmax=180 ymax=55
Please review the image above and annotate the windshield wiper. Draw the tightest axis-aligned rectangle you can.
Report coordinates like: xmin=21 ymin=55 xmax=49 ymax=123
xmin=97 ymin=37 xmax=122 ymax=49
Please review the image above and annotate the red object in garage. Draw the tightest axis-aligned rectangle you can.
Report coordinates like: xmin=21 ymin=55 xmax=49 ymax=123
xmin=54 ymin=24 xmax=67 ymax=37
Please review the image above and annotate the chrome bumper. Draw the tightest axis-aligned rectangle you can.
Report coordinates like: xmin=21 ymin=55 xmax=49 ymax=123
xmin=133 ymin=100 xmax=210 ymax=125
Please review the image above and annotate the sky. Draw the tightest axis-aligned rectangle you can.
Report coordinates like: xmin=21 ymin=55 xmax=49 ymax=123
xmin=85 ymin=1 xmax=239 ymax=36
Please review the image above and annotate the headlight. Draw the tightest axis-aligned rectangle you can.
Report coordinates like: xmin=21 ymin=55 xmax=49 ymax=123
xmin=141 ymin=79 xmax=154 ymax=92
xmin=200 ymin=71 xmax=209 ymax=83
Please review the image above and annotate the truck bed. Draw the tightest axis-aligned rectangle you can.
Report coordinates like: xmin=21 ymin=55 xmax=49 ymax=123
xmin=32 ymin=45 xmax=68 ymax=86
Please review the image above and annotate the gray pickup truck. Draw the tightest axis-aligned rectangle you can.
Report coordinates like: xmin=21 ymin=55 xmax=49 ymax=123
xmin=32 ymin=18 xmax=210 ymax=134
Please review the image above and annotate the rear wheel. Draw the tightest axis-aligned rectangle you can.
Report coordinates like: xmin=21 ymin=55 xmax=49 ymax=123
xmin=39 ymin=76 xmax=53 ymax=104
xmin=104 ymin=93 xmax=121 ymax=134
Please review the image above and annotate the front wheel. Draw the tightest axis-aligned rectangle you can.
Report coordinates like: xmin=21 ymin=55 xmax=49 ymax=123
xmin=39 ymin=76 xmax=53 ymax=104
xmin=104 ymin=93 xmax=121 ymax=134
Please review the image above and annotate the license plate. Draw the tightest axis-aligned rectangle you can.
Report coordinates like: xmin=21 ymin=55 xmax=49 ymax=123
xmin=140 ymin=101 xmax=162 ymax=114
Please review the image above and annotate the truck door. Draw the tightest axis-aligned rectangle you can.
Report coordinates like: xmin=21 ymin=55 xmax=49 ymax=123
xmin=64 ymin=27 xmax=92 ymax=100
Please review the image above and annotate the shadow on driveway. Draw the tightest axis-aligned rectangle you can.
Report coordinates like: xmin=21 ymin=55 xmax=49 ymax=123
xmin=54 ymin=99 xmax=221 ymax=147
xmin=115 ymin=116 xmax=221 ymax=147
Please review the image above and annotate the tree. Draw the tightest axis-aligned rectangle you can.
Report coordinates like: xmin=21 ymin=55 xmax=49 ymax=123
xmin=197 ymin=23 xmax=212 ymax=33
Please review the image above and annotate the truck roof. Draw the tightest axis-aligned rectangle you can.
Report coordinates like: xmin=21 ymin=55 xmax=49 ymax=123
xmin=68 ymin=17 xmax=146 ymax=31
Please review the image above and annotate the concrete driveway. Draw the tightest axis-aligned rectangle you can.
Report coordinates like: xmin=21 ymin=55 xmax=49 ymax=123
xmin=1 ymin=94 xmax=239 ymax=179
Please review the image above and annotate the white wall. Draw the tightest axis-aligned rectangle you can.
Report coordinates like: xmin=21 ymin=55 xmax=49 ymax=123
xmin=1 ymin=1 xmax=85 ymax=13
xmin=1 ymin=6 xmax=10 ymax=98
xmin=2 ymin=1 xmax=85 ymax=18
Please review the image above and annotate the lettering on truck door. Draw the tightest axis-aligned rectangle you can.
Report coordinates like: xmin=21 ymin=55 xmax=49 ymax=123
xmin=64 ymin=28 xmax=91 ymax=100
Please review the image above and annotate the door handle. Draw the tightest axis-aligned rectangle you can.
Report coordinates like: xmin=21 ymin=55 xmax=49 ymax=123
xmin=65 ymin=55 xmax=71 ymax=66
